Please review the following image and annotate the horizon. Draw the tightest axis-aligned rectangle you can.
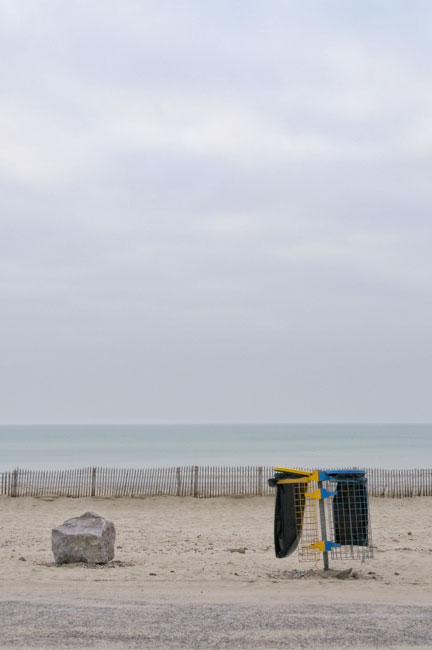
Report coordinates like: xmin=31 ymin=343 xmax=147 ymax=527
xmin=2 ymin=421 xmax=432 ymax=426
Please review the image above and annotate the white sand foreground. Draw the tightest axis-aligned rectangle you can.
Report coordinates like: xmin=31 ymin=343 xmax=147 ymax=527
xmin=0 ymin=496 xmax=431 ymax=649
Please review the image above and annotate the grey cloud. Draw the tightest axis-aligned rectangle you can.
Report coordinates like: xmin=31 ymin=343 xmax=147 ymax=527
xmin=1 ymin=1 xmax=431 ymax=423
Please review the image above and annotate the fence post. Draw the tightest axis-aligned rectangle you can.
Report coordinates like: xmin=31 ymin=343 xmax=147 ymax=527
xmin=12 ymin=468 xmax=18 ymax=497
xmin=193 ymin=466 xmax=199 ymax=498
xmin=91 ymin=467 xmax=97 ymax=497
xmin=257 ymin=466 xmax=263 ymax=496
xmin=176 ymin=467 xmax=181 ymax=497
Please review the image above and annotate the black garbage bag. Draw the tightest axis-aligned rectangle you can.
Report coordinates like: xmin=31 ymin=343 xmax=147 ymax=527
xmin=269 ymin=471 xmax=308 ymax=558
xmin=331 ymin=474 xmax=369 ymax=546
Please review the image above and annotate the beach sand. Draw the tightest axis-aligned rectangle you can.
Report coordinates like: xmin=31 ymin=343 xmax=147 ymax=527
xmin=0 ymin=496 xmax=431 ymax=648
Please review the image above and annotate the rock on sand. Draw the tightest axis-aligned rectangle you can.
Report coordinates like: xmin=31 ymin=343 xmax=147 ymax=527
xmin=51 ymin=511 xmax=115 ymax=565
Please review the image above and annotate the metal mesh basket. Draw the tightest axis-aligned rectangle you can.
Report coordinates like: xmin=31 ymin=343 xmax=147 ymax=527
xmin=297 ymin=480 xmax=321 ymax=561
xmin=324 ymin=476 xmax=373 ymax=561
xmin=270 ymin=468 xmax=373 ymax=567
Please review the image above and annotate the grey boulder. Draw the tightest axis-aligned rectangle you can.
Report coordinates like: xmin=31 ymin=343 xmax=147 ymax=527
xmin=52 ymin=511 xmax=115 ymax=565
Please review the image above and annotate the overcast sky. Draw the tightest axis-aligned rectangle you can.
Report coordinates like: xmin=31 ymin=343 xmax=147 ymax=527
xmin=1 ymin=1 xmax=431 ymax=424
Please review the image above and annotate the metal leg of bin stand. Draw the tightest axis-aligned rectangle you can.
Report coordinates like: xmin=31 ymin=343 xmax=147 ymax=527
xmin=318 ymin=480 xmax=329 ymax=571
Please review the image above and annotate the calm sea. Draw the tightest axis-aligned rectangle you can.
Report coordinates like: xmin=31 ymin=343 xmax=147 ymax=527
xmin=0 ymin=424 xmax=430 ymax=471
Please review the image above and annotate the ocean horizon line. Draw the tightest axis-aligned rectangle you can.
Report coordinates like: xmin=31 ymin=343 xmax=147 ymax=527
xmin=2 ymin=421 xmax=432 ymax=427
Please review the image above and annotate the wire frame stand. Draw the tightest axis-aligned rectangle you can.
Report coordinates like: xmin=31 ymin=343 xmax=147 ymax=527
xmin=269 ymin=467 xmax=373 ymax=570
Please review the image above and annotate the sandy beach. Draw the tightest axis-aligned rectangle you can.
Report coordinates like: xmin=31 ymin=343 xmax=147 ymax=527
xmin=0 ymin=495 xmax=431 ymax=649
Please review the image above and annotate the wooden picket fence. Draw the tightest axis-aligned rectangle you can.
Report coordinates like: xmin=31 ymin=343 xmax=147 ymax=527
xmin=0 ymin=466 xmax=431 ymax=498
